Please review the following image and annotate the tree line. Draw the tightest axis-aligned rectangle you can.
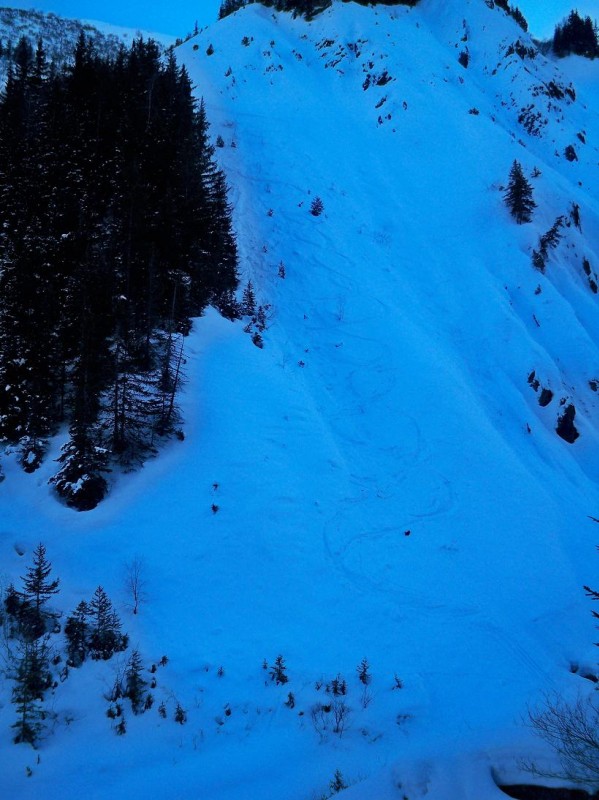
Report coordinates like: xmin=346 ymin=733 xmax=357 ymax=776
xmin=553 ymin=9 xmax=599 ymax=58
xmin=218 ymin=0 xmax=420 ymax=22
xmin=0 ymin=35 xmax=238 ymax=510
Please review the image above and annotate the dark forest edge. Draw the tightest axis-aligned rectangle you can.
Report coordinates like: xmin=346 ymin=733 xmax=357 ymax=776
xmin=552 ymin=10 xmax=599 ymax=59
xmin=218 ymin=0 xmax=421 ymax=23
xmin=0 ymin=34 xmax=239 ymax=510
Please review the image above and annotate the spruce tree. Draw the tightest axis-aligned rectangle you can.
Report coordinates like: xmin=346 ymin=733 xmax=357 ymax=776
xmin=504 ymin=160 xmax=536 ymax=224
xmin=21 ymin=543 xmax=60 ymax=613
xmin=17 ymin=543 xmax=59 ymax=639
xmin=269 ymin=655 xmax=289 ymax=685
xmin=124 ymin=649 xmax=148 ymax=714
xmin=553 ymin=10 xmax=599 ymax=58
xmin=11 ymin=637 xmax=52 ymax=745
xmin=88 ymin=586 xmax=127 ymax=660
xmin=64 ymin=600 xmax=91 ymax=666
xmin=241 ymin=281 xmax=257 ymax=316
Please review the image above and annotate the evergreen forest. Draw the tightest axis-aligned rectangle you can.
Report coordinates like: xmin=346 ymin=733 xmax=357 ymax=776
xmin=0 ymin=35 xmax=239 ymax=510
xmin=218 ymin=0 xmax=421 ymax=23
xmin=553 ymin=9 xmax=599 ymax=58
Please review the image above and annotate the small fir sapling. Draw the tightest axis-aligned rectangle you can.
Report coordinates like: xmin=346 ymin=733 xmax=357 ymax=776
xmin=327 ymin=674 xmax=347 ymax=696
xmin=357 ymin=658 xmax=371 ymax=685
xmin=241 ymin=280 xmax=257 ymax=316
xmin=158 ymin=701 xmax=167 ymax=719
xmin=174 ymin=703 xmax=187 ymax=724
xmin=330 ymin=769 xmax=348 ymax=793
xmin=124 ymin=650 xmax=148 ymax=714
xmin=16 ymin=543 xmax=60 ymax=640
xmin=269 ymin=655 xmax=289 ymax=685
xmin=21 ymin=543 xmax=60 ymax=614
xmin=310 ymin=196 xmax=324 ymax=216
xmin=532 ymin=217 xmax=564 ymax=272
xmin=11 ymin=637 xmax=52 ymax=745
xmin=540 ymin=217 xmax=564 ymax=251
xmin=4 ymin=583 xmax=22 ymax=617
xmin=255 ymin=305 xmax=268 ymax=332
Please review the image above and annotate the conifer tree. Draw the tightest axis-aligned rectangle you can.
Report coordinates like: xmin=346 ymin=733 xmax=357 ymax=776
xmin=504 ymin=160 xmax=536 ymax=224
xmin=218 ymin=0 xmax=247 ymax=19
xmin=88 ymin=586 xmax=128 ymax=660
xmin=64 ymin=600 xmax=91 ymax=666
xmin=21 ymin=543 xmax=60 ymax=613
xmin=553 ymin=10 xmax=599 ymax=58
xmin=269 ymin=655 xmax=289 ymax=685
xmin=242 ymin=280 xmax=257 ymax=316
xmin=11 ymin=637 xmax=52 ymax=745
xmin=124 ymin=649 xmax=148 ymax=714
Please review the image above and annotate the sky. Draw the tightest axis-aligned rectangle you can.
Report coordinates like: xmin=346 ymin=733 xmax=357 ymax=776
xmin=2 ymin=0 xmax=598 ymax=39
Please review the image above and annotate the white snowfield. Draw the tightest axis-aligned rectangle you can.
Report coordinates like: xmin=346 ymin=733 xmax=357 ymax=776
xmin=2 ymin=1 xmax=599 ymax=798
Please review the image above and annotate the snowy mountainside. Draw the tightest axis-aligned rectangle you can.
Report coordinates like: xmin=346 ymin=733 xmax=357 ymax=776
xmin=0 ymin=7 xmax=174 ymax=72
xmin=189 ymin=0 xmax=599 ymax=488
xmin=2 ymin=1 xmax=599 ymax=798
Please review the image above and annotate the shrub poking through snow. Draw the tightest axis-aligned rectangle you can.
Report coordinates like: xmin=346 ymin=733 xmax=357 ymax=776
xmin=329 ymin=769 xmax=348 ymax=794
xmin=174 ymin=703 xmax=187 ymax=724
xmin=310 ymin=196 xmax=324 ymax=216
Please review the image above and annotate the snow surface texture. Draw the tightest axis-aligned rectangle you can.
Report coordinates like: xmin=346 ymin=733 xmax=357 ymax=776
xmin=2 ymin=0 xmax=599 ymax=797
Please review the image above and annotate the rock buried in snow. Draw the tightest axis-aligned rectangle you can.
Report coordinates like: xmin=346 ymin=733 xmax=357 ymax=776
xmin=498 ymin=784 xmax=593 ymax=799
xmin=556 ymin=404 xmax=579 ymax=443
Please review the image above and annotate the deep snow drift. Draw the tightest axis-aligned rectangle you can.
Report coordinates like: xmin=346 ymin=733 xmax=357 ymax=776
xmin=2 ymin=1 xmax=599 ymax=798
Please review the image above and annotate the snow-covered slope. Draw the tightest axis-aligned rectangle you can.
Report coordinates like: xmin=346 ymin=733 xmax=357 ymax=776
xmin=2 ymin=1 xmax=599 ymax=798
xmin=0 ymin=7 xmax=174 ymax=74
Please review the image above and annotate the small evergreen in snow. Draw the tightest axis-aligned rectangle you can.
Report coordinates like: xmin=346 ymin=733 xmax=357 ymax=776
xmin=124 ymin=650 xmax=148 ymax=714
xmin=504 ymin=160 xmax=536 ymax=224
xmin=88 ymin=587 xmax=128 ymax=661
xmin=269 ymin=655 xmax=289 ymax=685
